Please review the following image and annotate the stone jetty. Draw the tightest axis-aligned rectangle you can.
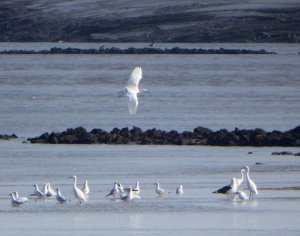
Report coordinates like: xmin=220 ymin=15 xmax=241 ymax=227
xmin=28 ymin=126 xmax=300 ymax=147
xmin=0 ymin=134 xmax=18 ymax=140
xmin=0 ymin=47 xmax=275 ymax=55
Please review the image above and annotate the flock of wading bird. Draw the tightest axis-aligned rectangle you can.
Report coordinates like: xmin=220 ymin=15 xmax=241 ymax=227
xmin=9 ymin=166 xmax=258 ymax=207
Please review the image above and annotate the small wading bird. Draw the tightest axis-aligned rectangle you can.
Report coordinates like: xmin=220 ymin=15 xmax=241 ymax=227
xmin=235 ymin=190 xmax=249 ymax=200
xmin=154 ymin=182 xmax=169 ymax=196
xmin=10 ymin=192 xmax=27 ymax=207
xmin=31 ymin=184 xmax=46 ymax=198
xmin=119 ymin=66 xmax=150 ymax=115
xmin=236 ymin=168 xmax=245 ymax=189
xmin=69 ymin=176 xmax=86 ymax=204
xmin=176 ymin=185 xmax=184 ymax=195
xmin=82 ymin=180 xmax=90 ymax=196
xmin=56 ymin=188 xmax=67 ymax=204
xmin=245 ymin=166 xmax=259 ymax=200
xmin=105 ymin=181 xmax=120 ymax=199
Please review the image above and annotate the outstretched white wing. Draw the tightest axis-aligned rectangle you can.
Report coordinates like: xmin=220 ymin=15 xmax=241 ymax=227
xmin=126 ymin=66 xmax=142 ymax=89
xmin=126 ymin=93 xmax=138 ymax=115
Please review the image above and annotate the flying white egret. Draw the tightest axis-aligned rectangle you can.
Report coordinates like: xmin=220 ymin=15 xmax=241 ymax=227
xmin=56 ymin=188 xmax=67 ymax=204
xmin=236 ymin=168 xmax=246 ymax=189
xmin=245 ymin=166 xmax=259 ymax=200
xmin=82 ymin=180 xmax=90 ymax=196
xmin=213 ymin=178 xmax=237 ymax=198
xmin=176 ymin=185 xmax=184 ymax=195
xmin=154 ymin=182 xmax=168 ymax=196
xmin=105 ymin=181 xmax=120 ymax=199
xmin=69 ymin=176 xmax=86 ymax=204
xmin=118 ymin=66 xmax=149 ymax=115
xmin=10 ymin=193 xmax=27 ymax=207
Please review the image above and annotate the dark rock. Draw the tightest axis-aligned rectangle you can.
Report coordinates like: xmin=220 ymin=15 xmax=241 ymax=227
xmin=27 ymin=125 xmax=300 ymax=146
xmin=0 ymin=134 xmax=18 ymax=140
xmin=271 ymin=151 xmax=294 ymax=155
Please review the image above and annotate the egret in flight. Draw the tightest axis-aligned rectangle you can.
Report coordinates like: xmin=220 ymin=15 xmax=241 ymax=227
xmin=119 ymin=66 xmax=149 ymax=115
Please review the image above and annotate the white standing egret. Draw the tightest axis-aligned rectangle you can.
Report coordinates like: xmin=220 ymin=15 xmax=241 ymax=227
xmin=56 ymin=188 xmax=67 ymax=204
xmin=176 ymin=185 xmax=184 ymax=195
xmin=235 ymin=191 xmax=249 ymax=200
xmin=10 ymin=193 xmax=27 ymax=206
xmin=213 ymin=178 xmax=237 ymax=198
xmin=105 ymin=181 xmax=120 ymax=199
xmin=236 ymin=168 xmax=245 ymax=189
xmin=82 ymin=180 xmax=90 ymax=196
xmin=118 ymin=66 xmax=149 ymax=115
xmin=31 ymin=184 xmax=46 ymax=198
xmin=69 ymin=176 xmax=86 ymax=204
xmin=245 ymin=166 xmax=259 ymax=200
xmin=154 ymin=182 xmax=168 ymax=196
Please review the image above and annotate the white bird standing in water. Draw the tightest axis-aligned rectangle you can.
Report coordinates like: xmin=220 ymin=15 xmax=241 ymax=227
xmin=56 ymin=188 xmax=67 ymax=204
xmin=82 ymin=180 xmax=90 ymax=196
xmin=119 ymin=66 xmax=149 ymax=115
xmin=10 ymin=193 xmax=27 ymax=206
xmin=69 ymin=176 xmax=86 ymax=204
xmin=235 ymin=190 xmax=249 ymax=200
xmin=13 ymin=192 xmax=28 ymax=203
xmin=120 ymin=187 xmax=134 ymax=202
xmin=176 ymin=185 xmax=184 ymax=195
xmin=31 ymin=184 xmax=46 ymax=198
xmin=245 ymin=166 xmax=259 ymax=199
xmin=236 ymin=168 xmax=245 ymax=189
xmin=105 ymin=181 xmax=120 ymax=199
xmin=46 ymin=183 xmax=57 ymax=197
xmin=154 ymin=182 xmax=168 ymax=196
xmin=213 ymin=178 xmax=237 ymax=198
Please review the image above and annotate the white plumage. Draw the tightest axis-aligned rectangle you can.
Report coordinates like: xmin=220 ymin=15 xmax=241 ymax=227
xmin=154 ymin=182 xmax=168 ymax=196
xmin=245 ymin=166 xmax=259 ymax=200
xmin=176 ymin=185 xmax=184 ymax=195
xmin=10 ymin=192 xmax=27 ymax=206
xmin=119 ymin=66 xmax=149 ymax=115
xmin=69 ymin=175 xmax=86 ymax=204
xmin=82 ymin=180 xmax=90 ymax=196
xmin=56 ymin=188 xmax=67 ymax=204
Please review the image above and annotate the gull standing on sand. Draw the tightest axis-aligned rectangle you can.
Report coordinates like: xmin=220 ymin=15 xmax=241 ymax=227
xmin=119 ymin=66 xmax=150 ymax=115
xmin=245 ymin=166 xmax=259 ymax=199
xmin=69 ymin=176 xmax=86 ymax=204
xmin=213 ymin=178 xmax=238 ymax=198
xmin=56 ymin=188 xmax=67 ymax=204
xmin=176 ymin=185 xmax=184 ymax=195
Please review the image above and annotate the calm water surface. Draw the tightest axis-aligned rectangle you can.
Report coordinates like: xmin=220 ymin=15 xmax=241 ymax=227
xmin=0 ymin=43 xmax=300 ymax=235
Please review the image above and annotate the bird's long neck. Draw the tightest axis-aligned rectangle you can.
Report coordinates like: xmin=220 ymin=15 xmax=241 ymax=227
xmin=73 ymin=177 xmax=77 ymax=188
xmin=11 ymin=194 xmax=16 ymax=200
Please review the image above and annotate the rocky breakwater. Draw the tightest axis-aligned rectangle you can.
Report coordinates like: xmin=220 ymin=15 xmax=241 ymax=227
xmin=0 ymin=47 xmax=275 ymax=55
xmin=0 ymin=134 xmax=18 ymax=140
xmin=28 ymin=126 xmax=300 ymax=146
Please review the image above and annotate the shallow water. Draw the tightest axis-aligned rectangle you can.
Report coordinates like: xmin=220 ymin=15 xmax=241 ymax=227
xmin=0 ymin=43 xmax=300 ymax=235
xmin=0 ymin=140 xmax=300 ymax=236
xmin=0 ymin=43 xmax=300 ymax=137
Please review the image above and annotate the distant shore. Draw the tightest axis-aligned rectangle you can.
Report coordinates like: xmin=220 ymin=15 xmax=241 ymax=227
xmin=0 ymin=47 xmax=275 ymax=55
xmin=25 ymin=125 xmax=300 ymax=147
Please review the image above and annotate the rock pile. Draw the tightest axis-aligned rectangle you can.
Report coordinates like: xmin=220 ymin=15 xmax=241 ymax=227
xmin=28 ymin=126 xmax=300 ymax=146
xmin=0 ymin=47 xmax=275 ymax=55
xmin=0 ymin=134 xmax=18 ymax=140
